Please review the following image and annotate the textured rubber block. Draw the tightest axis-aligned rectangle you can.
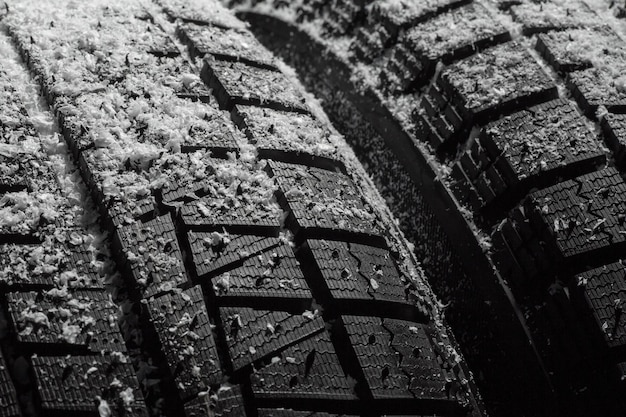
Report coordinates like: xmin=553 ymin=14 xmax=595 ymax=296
xmin=181 ymin=198 xmax=283 ymax=232
xmin=116 ymin=214 xmax=187 ymax=298
xmin=0 ymin=189 xmax=60 ymax=241
xmin=220 ymin=306 xmax=325 ymax=371
xmin=179 ymin=157 xmax=283 ymax=231
xmin=79 ymin=149 xmax=157 ymax=226
xmin=382 ymin=47 xmax=425 ymax=92
xmin=369 ymin=0 xmax=469 ymax=37
xmin=32 ymin=355 xmax=148 ymax=415
xmin=147 ymin=286 xmax=222 ymax=399
xmin=178 ymin=23 xmax=277 ymax=69
xmin=323 ymin=0 xmax=368 ymax=35
xmin=231 ymin=105 xmax=341 ymax=165
xmin=268 ymin=161 xmax=382 ymax=239
xmin=0 ymin=350 xmax=20 ymax=417
xmin=568 ymin=68 xmax=626 ymax=115
xmin=157 ymin=0 xmax=248 ymax=30
xmin=202 ymin=59 xmax=309 ymax=113
xmin=59 ymin=92 xmax=238 ymax=155
xmin=602 ymin=113 xmax=626 ymax=166
xmin=56 ymin=96 xmax=109 ymax=155
xmin=524 ymin=168 xmax=626 ymax=265
xmin=400 ymin=2 xmax=509 ymax=68
xmin=136 ymin=96 xmax=240 ymax=154
xmin=478 ymin=99 xmax=605 ymax=192
xmin=352 ymin=24 xmax=390 ymax=62
xmin=340 ymin=316 xmax=466 ymax=414
xmin=0 ymin=238 xmax=102 ymax=290
xmin=305 ymin=239 xmax=414 ymax=310
xmin=184 ymin=385 xmax=246 ymax=417
xmin=0 ymin=150 xmax=46 ymax=193
xmin=575 ymin=262 xmax=626 ymax=351
xmin=210 ymin=244 xmax=312 ymax=306
xmin=188 ymin=231 xmax=282 ymax=278
xmin=441 ymin=41 xmax=557 ymax=119
xmin=413 ymin=86 xmax=468 ymax=149
xmin=153 ymin=152 xmax=219 ymax=203
xmin=116 ymin=15 xmax=181 ymax=57
xmin=536 ymin=27 xmax=624 ymax=73
xmin=511 ymin=0 xmax=601 ymax=34
xmin=7 ymin=290 xmax=126 ymax=354
xmin=250 ymin=332 xmax=358 ymax=403
xmin=126 ymin=57 xmax=213 ymax=102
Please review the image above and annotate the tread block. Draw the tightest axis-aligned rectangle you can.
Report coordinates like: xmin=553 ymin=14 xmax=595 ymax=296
xmin=201 ymin=59 xmax=309 ymax=113
xmin=79 ymin=149 xmax=157 ymax=226
xmin=569 ymin=68 xmax=626 ymax=115
xmin=323 ymin=0 xmax=368 ymax=35
xmin=0 ymin=350 xmax=20 ymax=417
xmin=116 ymin=214 xmax=187 ymax=298
xmin=179 ymin=158 xmax=283 ymax=231
xmin=189 ymin=231 xmax=281 ymax=278
xmin=370 ymin=0 xmax=469 ymax=38
xmin=220 ymin=306 xmax=324 ymax=371
xmin=210 ymin=244 xmax=312 ymax=305
xmin=95 ymin=13 xmax=181 ymax=57
xmin=123 ymin=57 xmax=212 ymax=101
xmin=525 ymin=168 xmax=626 ymax=265
xmin=184 ymin=385 xmax=247 ymax=417
xmin=511 ymin=0 xmax=601 ymax=34
xmin=0 ymin=149 xmax=44 ymax=193
xmin=157 ymin=0 xmax=248 ymax=30
xmin=59 ymin=92 xmax=238 ymax=155
xmin=459 ymin=99 xmax=607 ymax=209
xmin=152 ymin=152 xmax=221 ymax=203
xmin=178 ymin=23 xmax=277 ymax=69
xmin=232 ymin=105 xmax=341 ymax=164
xmin=305 ymin=239 xmax=410 ymax=305
xmin=481 ymin=99 xmax=604 ymax=185
xmin=536 ymin=27 xmax=624 ymax=73
xmin=340 ymin=316 xmax=466 ymax=413
xmin=32 ymin=355 xmax=148 ymax=415
xmin=441 ymin=41 xmax=557 ymax=119
xmin=147 ymin=287 xmax=222 ymax=399
xmin=268 ymin=161 xmax=382 ymax=239
xmin=352 ymin=25 xmax=390 ymax=62
xmin=250 ymin=332 xmax=357 ymax=402
xmin=386 ymin=3 xmax=509 ymax=88
xmin=136 ymin=96 xmax=240 ymax=154
xmin=575 ymin=262 xmax=626 ymax=351
xmin=0 ymin=189 xmax=67 ymax=240
xmin=602 ymin=113 xmax=626 ymax=166
xmin=0 ymin=237 xmax=103 ymax=290
xmin=413 ymin=85 xmax=469 ymax=150
xmin=7 ymin=290 xmax=126 ymax=354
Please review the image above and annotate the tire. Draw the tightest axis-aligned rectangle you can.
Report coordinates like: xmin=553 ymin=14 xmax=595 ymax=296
xmin=220 ymin=0 xmax=626 ymax=416
xmin=0 ymin=1 xmax=481 ymax=417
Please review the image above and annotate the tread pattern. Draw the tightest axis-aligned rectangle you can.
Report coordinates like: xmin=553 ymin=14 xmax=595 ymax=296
xmin=220 ymin=0 xmax=626 ymax=415
xmin=32 ymin=355 xmax=147 ymax=415
xmin=268 ymin=161 xmax=382 ymax=240
xmin=452 ymin=98 xmax=606 ymax=211
xmin=381 ymin=3 xmax=510 ymax=92
xmin=146 ymin=286 xmax=222 ymax=400
xmin=0 ymin=0 xmax=475 ymax=416
xmin=0 ymin=18 xmax=148 ymax=416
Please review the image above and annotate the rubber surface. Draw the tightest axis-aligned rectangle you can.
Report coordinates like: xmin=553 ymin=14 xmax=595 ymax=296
xmin=0 ymin=1 xmax=480 ymax=417
xmin=219 ymin=0 xmax=626 ymax=416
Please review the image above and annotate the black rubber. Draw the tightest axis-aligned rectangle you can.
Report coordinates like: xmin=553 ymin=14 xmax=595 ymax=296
xmin=0 ymin=1 xmax=481 ymax=417
xmin=218 ymin=0 xmax=626 ymax=416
